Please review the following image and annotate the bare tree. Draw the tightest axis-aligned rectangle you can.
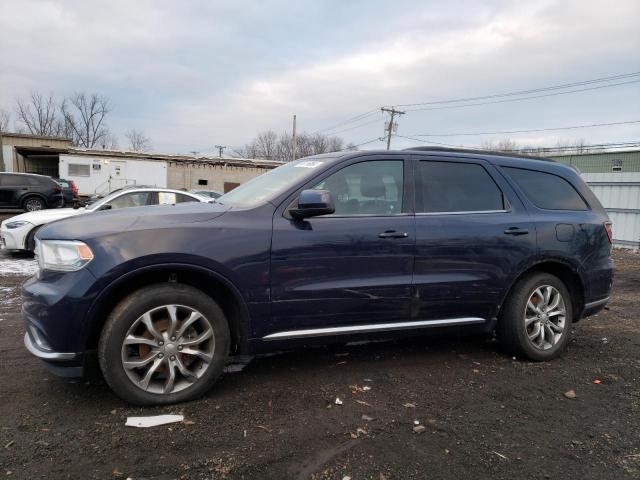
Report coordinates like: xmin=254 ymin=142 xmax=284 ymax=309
xmin=241 ymin=130 xmax=344 ymax=162
xmin=481 ymin=138 xmax=519 ymax=152
xmin=100 ymin=132 xmax=119 ymax=150
xmin=15 ymin=92 xmax=61 ymax=136
xmin=61 ymin=92 xmax=111 ymax=148
xmin=125 ymin=129 xmax=151 ymax=152
xmin=0 ymin=108 xmax=10 ymax=132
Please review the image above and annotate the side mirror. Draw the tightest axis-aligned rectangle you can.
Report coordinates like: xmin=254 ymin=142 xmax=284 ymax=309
xmin=99 ymin=204 xmax=112 ymax=211
xmin=290 ymin=189 xmax=334 ymax=219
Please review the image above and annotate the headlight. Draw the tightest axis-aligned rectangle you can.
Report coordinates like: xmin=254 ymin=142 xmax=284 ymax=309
xmin=5 ymin=221 xmax=31 ymax=229
xmin=36 ymin=240 xmax=94 ymax=272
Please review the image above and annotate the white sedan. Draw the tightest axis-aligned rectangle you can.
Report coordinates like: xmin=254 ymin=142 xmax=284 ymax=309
xmin=0 ymin=187 xmax=210 ymax=252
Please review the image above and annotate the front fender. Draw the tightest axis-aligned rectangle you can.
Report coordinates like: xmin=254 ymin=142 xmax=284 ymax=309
xmin=81 ymin=260 xmax=254 ymax=354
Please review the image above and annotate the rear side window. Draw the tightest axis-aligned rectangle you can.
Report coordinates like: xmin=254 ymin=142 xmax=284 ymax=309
xmin=0 ymin=175 xmax=27 ymax=187
xmin=418 ymin=161 xmax=504 ymax=213
xmin=503 ymin=167 xmax=588 ymax=210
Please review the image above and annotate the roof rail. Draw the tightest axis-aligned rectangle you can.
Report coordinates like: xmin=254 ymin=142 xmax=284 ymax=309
xmin=402 ymin=146 xmax=554 ymax=162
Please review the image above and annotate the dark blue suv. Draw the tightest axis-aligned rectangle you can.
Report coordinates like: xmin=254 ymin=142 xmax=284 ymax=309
xmin=23 ymin=148 xmax=613 ymax=405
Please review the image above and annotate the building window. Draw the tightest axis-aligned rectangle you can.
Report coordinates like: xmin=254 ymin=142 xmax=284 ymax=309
xmin=69 ymin=164 xmax=91 ymax=177
xmin=224 ymin=182 xmax=240 ymax=193
xmin=198 ymin=179 xmax=208 ymax=186
xmin=612 ymin=159 xmax=623 ymax=172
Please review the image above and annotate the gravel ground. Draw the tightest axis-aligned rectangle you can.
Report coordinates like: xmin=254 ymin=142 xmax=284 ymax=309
xmin=0 ymin=212 xmax=639 ymax=479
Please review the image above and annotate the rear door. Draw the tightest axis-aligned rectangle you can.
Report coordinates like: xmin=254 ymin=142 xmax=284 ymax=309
xmin=267 ymin=156 xmax=415 ymax=339
xmin=412 ymin=156 xmax=536 ymax=321
xmin=0 ymin=174 xmax=28 ymax=208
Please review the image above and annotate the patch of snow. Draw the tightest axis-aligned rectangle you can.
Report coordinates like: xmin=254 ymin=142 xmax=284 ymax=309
xmin=0 ymin=286 xmax=19 ymax=305
xmin=0 ymin=258 xmax=38 ymax=277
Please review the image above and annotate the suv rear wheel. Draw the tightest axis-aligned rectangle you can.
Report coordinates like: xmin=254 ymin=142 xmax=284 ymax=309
xmin=98 ymin=283 xmax=230 ymax=405
xmin=23 ymin=196 xmax=45 ymax=211
xmin=497 ymin=272 xmax=572 ymax=361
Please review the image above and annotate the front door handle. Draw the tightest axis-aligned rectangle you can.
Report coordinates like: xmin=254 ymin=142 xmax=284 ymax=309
xmin=504 ymin=227 xmax=529 ymax=236
xmin=378 ymin=230 xmax=408 ymax=239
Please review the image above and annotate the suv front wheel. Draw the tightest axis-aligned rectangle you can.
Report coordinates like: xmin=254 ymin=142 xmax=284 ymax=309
xmin=99 ymin=283 xmax=230 ymax=405
xmin=497 ymin=272 xmax=572 ymax=361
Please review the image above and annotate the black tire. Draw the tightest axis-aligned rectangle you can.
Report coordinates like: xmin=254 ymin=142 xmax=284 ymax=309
xmin=22 ymin=196 xmax=45 ymax=212
xmin=25 ymin=225 xmax=42 ymax=252
xmin=497 ymin=272 xmax=573 ymax=361
xmin=98 ymin=283 xmax=230 ymax=405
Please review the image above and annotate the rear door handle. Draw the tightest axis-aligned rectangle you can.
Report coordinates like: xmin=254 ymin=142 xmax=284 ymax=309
xmin=504 ymin=227 xmax=529 ymax=236
xmin=378 ymin=230 xmax=408 ymax=239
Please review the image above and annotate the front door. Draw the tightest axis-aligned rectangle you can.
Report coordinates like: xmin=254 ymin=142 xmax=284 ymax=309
xmin=412 ymin=156 xmax=536 ymax=322
xmin=266 ymin=157 xmax=415 ymax=339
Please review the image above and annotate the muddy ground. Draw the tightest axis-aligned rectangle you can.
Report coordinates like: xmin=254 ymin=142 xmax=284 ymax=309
xmin=0 ymin=211 xmax=638 ymax=479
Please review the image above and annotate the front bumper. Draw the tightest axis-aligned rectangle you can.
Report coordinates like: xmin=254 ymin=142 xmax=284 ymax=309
xmin=0 ymin=224 xmax=29 ymax=250
xmin=22 ymin=268 xmax=98 ymax=377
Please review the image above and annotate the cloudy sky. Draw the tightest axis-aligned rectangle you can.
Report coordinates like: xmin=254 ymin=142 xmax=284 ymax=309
xmin=1 ymin=0 xmax=638 ymax=154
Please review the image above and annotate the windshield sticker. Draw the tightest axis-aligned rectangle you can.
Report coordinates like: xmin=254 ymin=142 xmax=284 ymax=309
xmin=294 ymin=160 xmax=323 ymax=168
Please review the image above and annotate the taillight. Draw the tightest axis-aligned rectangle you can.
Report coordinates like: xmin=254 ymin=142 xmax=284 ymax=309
xmin=604 ymin=222 xmax=613 ymax=244
xmin=53 ymin=186 xmax=62 ymax=193
xmin=70 ymin=181 xmax=78 ymax=195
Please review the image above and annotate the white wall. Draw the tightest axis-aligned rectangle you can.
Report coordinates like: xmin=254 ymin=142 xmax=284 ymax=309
xmin=1 ymin=145 xmax=14 ymax=172
xmin=59 ymin=154 xmax=167 ymax=195
xmin=583 ymin=172 xmax=640 ymax=248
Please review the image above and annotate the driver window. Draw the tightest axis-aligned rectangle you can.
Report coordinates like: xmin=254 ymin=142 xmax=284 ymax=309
xmin=108 ymin=192 xmax=152 ymax=209
xmin=313 ymin=160 xmax=403 ymax=215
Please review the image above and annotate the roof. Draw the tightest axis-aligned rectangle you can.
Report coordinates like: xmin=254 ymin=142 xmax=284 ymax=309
xmin=0 ymin=132 xmax=73 ymax=142
xmin=9 ymin=144 xmax=284 ymax=169
xmin=402 ymin=146 xmax=554 ymax=162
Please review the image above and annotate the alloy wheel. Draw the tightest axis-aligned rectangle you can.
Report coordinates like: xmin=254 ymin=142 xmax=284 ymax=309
xmin=524 ymin=285 xmax=566 ymax=351
xmin=25 ymin=199 xmax=43 ymax=211
xmin=121 ymin=304 xmax=215 ymax=394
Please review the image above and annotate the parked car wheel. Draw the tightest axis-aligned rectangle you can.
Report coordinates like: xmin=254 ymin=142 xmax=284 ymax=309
xmin=25 ymin=225 xmax=42 ymax=252
xmin=98 ymin=283 xmax=230 ymax=405
xmin=497 ymin=272 xmax=572 ymax=361
xmin=22 ymin=196 xmax=45 ymax=211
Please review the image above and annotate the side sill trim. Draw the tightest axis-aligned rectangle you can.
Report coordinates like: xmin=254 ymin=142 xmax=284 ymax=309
xmin=584 ymin=297 xmax=610 ymax=310
xmin=24 ymin=333 xmax=77 ymax=361
xmin=262 ymin=317 xmax=486 ymax=341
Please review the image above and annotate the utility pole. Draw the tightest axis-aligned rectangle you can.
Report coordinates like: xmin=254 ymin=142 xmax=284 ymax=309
xmin=214 ymin=145 xmax=226 ymax=158
xmin=292 ymin=114 xmax=297 ymax=162
xmin=381 ymin=107 xmax=405 ymax=150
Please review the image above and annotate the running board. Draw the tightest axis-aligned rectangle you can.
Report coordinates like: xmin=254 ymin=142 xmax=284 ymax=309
xmin=262 ymin=317 xmax=486 ymax=341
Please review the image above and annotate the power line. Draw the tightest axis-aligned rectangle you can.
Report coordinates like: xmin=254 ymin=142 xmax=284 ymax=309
xmin=403 ymin=79 xmax=640 ymax=112
xmin=338 ymin=136 xmax=386 ymax=151
xmin=324 ymin=117 xmax=382 ymax=136
xmin=313 ymin=109 xmax=380 ymax=134
xmin=395 ymin=134 xmax=640 ymax=152
xmin=394 ymin=71 xmax=640 ymax=108
xmin=405 ymin=120 xmax=640 ymax=137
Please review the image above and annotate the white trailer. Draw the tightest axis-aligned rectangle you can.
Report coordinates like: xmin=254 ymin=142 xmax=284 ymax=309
xmin=59 ymin=154 xmax=167 ymax=196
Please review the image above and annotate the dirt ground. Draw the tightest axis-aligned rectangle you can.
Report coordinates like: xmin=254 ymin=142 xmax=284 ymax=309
xmin=0 ymin=211 xmax=639 ymax=479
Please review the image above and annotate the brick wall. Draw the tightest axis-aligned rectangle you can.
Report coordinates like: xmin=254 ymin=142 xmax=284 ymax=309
xmin=167 ymin=162 xmax=273 ymax=193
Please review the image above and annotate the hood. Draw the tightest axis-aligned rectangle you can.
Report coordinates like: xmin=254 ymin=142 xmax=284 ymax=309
xmin=4 ymin=207 xmax=85 ymax=226
xmin=38 ymin=201 xmax=231 ymax=241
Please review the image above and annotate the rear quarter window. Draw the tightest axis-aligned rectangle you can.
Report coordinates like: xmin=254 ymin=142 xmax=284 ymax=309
xmin=503 ymin=167 xmax=588 ymax=210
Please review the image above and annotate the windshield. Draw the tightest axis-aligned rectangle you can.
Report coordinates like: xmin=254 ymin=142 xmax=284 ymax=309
xmin=218 ymin=157 xmax=338 ymax=207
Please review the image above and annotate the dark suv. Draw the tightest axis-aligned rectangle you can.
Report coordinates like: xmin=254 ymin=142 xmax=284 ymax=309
xmin=0 ymin=172 xmax=63 ymax=211
xmin=23 ymin=148 xmax=613 ymax=405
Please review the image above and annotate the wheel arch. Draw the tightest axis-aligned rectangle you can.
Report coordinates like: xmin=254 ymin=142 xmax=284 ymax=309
xmin=84 ymin=263 xmax=252 ymax=355
xmin=499 ymin=260 xmax=586 ymax=322
xmin=20 ymin=193 xmax=48 ymax=209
